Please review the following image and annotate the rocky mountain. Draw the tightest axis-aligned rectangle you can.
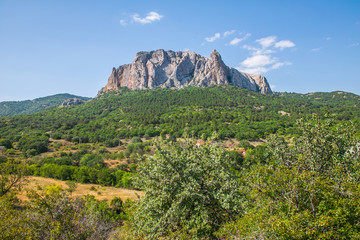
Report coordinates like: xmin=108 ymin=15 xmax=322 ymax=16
xmin=99 ymin=49 xmax=272 ymax=94
xmin=60 ymin=98 xmax=86 ymax=107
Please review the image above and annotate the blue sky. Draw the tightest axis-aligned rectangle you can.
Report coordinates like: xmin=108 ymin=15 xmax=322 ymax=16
xmin=0 ymin=0 xmax=359 ymax=101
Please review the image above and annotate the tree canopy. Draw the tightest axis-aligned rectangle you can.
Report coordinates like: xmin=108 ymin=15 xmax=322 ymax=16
xmin=132 ymin=139 xmax=243 ymax=239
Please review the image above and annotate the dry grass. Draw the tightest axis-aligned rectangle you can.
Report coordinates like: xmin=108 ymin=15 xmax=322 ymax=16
xmin=18 ymin=176 xmax=143 ymax=203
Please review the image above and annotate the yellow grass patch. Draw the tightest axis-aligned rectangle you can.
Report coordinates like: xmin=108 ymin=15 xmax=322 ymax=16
xmin=18 ymin=176 xmax=143 ymax=203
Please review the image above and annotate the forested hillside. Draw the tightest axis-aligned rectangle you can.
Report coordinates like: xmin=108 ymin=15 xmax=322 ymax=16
xmin=1 ymin=86 xmax=360 ymax=239
xmin=1 ymin=86 xmax=359 ymax=150
xmin=0 ymin=93 xmax=91 ymax=117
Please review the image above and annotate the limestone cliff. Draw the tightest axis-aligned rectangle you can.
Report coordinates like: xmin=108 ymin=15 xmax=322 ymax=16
xmin=99 ymin=49 xmax=272 ymax=94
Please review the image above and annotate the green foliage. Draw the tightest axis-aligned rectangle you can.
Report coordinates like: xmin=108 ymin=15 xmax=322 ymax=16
xmin=237 ymin=139 xmax=254 ymax=150
xmin=26 ymin=185 xmax=118 ymax=239
xmin=105 ymin=138 xmax=122 ymax=147
xmin=218 ymin=115 xmax=360 ymax=239
xmin=130 ymin=136 xmax=142 ymax=143
xmin=1 ymin=87 xmax=358 ymax=150
xmin=124 ymin=142 xmax=151 ymax=163
xmin=80 ymin=153 xmax=105 ymax=168
xmin=0 ymin=93 xmax=91 ymax=117
xmin=0 ymin=159 xmax=26 ymax=197
xmin=0 ymin=195 xmax=35 ymax=239
xmin=110 ymin=197 xmax=124 ymax=215
xmin=132 ymin=140 xmax=242 ymax=239
xmin=26 ymin=162 xmax=135 ymax=188
xmin=267 ymin=115 xmax=359 ymax=176
xmin=66 ymin=180 xmax=77 ymax=193
xmin=0 ymin=139 xmax=13 ymax=149
xmin=17 ymin=132 xmax=49 ymax=156
xmin=0 ymin=87 xmax=359 ymax=239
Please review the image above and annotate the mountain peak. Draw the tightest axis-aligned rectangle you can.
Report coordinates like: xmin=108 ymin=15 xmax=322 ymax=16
xmin=210 ymin=49 xmax=220 ymax=57
xmin=99 ymin=49 xmax=272 ymax=94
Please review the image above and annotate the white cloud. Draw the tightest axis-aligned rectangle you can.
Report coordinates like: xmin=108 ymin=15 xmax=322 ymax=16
xmin=238 ymin=66 xmax=268 ymax=74
xmin=256 ymin=36 xmax=277 ymax=49
xmin=325 ymin=37 xmax=331 ymax=41
xmin=242 ymin=45 xmax=258 ymax=51
xmin=242 ymin=44 xmax=274 ymax=55
xmin=312 ymin=48 xmax=321 ymax=52
xmin=239 ymin=60 xmax=291 ymax=75
xmin=230 ymin=38 xmax=243 ymax=46
xmin=205 ymin=33 xmax=221 ymax=42
xmin=120 ymin=19 xmax=128 ymax=26
xmin=241 ymin=54 xmax=277 ymax=68
xmin=271 ymin=61 xmax=292 ymax=69
xmin=229 ymin=33 xmax=251 ymax=46
xmin=132 ymin=11 xmax=163 ymax=24
xmin=349 ymin=42 xmax=359 ymax=47
xmin=224 ymin=30 xmax=236 ymax=37
xmin=274 ymin=40 xmax=296 ymax=50
xmin=239 ymin=35 xmax=294 ymax=74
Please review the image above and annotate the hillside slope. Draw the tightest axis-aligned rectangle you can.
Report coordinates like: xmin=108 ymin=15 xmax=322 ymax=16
xmin=1 ymin=87 xmax=358 ymax=146
xmin=0 ymin=93 xmax=91 ymax=117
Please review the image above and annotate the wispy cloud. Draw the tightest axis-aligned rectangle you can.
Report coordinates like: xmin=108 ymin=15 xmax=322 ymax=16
xmin=132 ymin=11 xmax=163 ymax=24
xmin=238 ymin=60 xmax=291 ymax=75
xmin=205 ymin=33 xmax=221 ymax=42
xmin=312 ymin=48 xmax=321 ymax=52
xmin=120 ymin=19 xmax=128 ymax=26
xmin=274 ymin=40 xmax=296 ymax=50
xmin=229 ymin=33 xmax=251 ymax=46
xmin=241 ymin=54 xmax=277 ymax=68
xmin=256 ymin=36 xmax=277 ymax=49
xmin=349 ymin=42 xmax=359 ymax=47
xmin=223 ymin=30 xmax=236 ymax=37
xmin=325 ymin=37 xmax=331 ymax=41
xmin=242 ymin=44 xmax=274 ymax=55
xmin=120 ymin=11 xmax=163 ymax=26
xmin=238 ymin=35 xmax=294 ymax=74
xmin=271 ymin=61 xmax=292 ymax=69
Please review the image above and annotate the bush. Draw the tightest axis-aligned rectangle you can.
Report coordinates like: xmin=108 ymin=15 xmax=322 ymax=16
xmin=0 ymin=139 xmax=13 ymax=149
xmin=79 ymin=153 xmax=104 ymax=168
xmin=17 ymin=133 xmax=49 ymax=156
xmin=132 ymin=140 xmax=242 ymax=239
xmin=130 ymin=136 xmax=142 ymax=143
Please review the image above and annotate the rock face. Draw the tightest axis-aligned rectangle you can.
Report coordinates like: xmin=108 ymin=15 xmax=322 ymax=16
xmin=60 ymin=98 xmax=86 ymax=107
xmin=99 ymin=49 xmax=272 ymax=94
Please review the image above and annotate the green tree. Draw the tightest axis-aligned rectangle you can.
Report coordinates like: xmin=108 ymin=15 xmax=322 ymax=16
xmin=80 ymin=153 xmax=104 ymax=168
xmin=218 ymin=115 xmax=360 ymax=239
xmin=132 ymin=139 xmax=242 ymax=239
xmin=0 ymin=159 xmax=26 ymax=197
xmin=0 ymin=139 xmax=13 ymax=149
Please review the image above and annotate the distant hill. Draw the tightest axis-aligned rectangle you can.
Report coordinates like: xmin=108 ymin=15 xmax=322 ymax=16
xmin=0 ymin=93 xmax=92 ymax=117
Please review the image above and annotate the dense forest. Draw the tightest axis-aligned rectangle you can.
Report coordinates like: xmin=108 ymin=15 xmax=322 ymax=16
xmin=0 ymin=93 xmax=91 ymax=117
xmin=1 ymin=86 xmax=359 ymax=148
xmin=0 ymin=86 xmax=360 ymax=239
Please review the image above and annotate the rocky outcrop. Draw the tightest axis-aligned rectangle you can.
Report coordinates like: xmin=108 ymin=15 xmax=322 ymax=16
xmin=60 ymin=98 xmax=86 ymax=107
xmin=99 ymin=49 xmax=272 ymax=94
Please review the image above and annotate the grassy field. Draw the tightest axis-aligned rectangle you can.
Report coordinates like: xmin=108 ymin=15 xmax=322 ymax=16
xmin=17 ymin=176 xmax=143 ymax=203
